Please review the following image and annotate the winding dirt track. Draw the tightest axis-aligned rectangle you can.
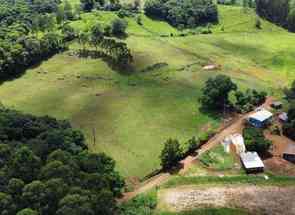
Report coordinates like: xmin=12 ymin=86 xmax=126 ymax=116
xmin=119 ymin=97 xmax=274 ymax=203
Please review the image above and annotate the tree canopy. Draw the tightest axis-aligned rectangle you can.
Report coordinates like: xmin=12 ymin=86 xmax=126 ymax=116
xmin=200 ymin=75 xmax=237 ymax=110
xmin=144 ymin=0 xmax=218 ymax=28
xmin=0 ymin=107 xmax=124 ymax=214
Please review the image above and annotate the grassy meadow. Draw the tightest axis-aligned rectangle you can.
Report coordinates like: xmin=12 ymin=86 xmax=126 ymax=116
xmin=1 ymin=5 xmax=295 ymax=178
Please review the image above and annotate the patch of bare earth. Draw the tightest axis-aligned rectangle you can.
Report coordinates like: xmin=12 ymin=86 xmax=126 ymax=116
xmin=159 ymin=185 xmax=295 ymax=215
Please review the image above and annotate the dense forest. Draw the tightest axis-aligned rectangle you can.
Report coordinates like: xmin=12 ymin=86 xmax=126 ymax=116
xmin=0 ymin=0 xmax=133 ymax=81
xmin=144 ymin=0 xmax=218 ymax=28
xmin=0 ymin=0 xmax=67 ymax=80
xmin=256 ymin=0 xmax=295 ymax=32
xmin=0 ymin=107 xmax=124 ymax=214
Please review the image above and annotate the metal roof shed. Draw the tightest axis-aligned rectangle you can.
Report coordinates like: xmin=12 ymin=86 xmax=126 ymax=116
xmin=283 ymin=144 xmax=295 ymax=163
xmin=248 ymin=109 xmax=273 ymax=128
xmin=240 ymin=152 xmax=264 ymax=173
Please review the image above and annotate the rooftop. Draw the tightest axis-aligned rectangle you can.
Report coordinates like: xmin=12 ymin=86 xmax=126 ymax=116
xmin=279 ymin=112 xmax=288 ymax=121
xmin=240 ymin=152 xmax=264 ymax=169
xmin=249 ymin=109 xmax=273 ymax=122
xmin=283 ymin=144 xmax=295 ymax=155
xmin=272 ymin=101 xmax=283 ymax=106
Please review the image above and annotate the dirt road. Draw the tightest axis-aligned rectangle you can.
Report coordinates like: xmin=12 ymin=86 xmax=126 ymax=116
xmin=158 ymin=185 xmax=295 ymax=215
xmin=119 ymin=97 xmax=274 ymax=202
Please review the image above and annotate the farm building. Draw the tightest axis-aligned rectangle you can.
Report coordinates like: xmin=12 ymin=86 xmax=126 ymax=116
xmin=283 ymin=144 xmax=295 ymax=163
xmin=271 ymin=101 xmax=283 ymax=110
xmin=279 ymin=112 xmax=288 ymax=122
xmin=222 ymin=134 xmax=246 ymax=154
xmin=248 ymin=109 xmax=273 ymax=128
xmin=240 ymin=152 xmax=264 ymax=173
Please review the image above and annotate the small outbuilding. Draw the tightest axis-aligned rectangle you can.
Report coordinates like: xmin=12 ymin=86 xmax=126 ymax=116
xmin=240 ymin=152 xmax=264 ymax=173
xmin=271 ymin=101 xmax=283 ymax=110
xmin=283 ymin=144 xmax=295 ymax=163
xmin=222 ymin=133 xmax=246 ymax=154
xmin=248 ymin=109 xmax=273 ymax=128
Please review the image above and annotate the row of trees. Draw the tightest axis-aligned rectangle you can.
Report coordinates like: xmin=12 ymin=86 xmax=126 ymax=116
xmin=256 ymin=0 xmax=295 ymax=32
xmin=77 ymin=22 xmax=132 ymax=68
xmin=200 ymin=75 xmax=267 ymax=112
xmin=144 ymin=0 xmax=218 ymax=28
xmin=0 ymin=107 xmax=124 ymax=215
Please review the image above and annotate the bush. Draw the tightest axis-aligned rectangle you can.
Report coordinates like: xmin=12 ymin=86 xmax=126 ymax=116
xmin=111 ymin=18 xmax=128 ymax=36
xmin=255 ymin=17 xmax=262 ymax=29
xmin=234 ymin=89 xmax=267 ymax=113
xmin=200 ymin=75 xmax=237 ymax=110
xmin=160 ymin=139 xmax=183 ymax=169
xmin=243 ymin=127 xmax=272 ymax=155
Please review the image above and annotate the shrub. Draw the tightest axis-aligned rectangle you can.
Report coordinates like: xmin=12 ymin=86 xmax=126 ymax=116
xmin=160 ymin=139 xmax=183 ymax=169
xmin=111 ymin=18 xmax=128 ymax=36
xmin=243 ymin=127 xmax=272 ymax=155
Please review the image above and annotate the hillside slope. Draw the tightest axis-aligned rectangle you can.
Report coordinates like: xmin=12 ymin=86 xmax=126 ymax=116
xmin=0 ymin=5 xmax=294 ymax=178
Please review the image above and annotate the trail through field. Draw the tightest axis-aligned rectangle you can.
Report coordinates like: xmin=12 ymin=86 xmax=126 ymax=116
xmin=158 ymin=185 xmax=295 ymax=215
xmin=119 ymin=97 xmax=274 ymax=202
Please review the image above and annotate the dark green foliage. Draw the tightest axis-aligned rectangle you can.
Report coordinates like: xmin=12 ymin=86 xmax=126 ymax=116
xmin=0 ymin=108 xmax=124 ymax=214
xmin=144 ymin=0 xmax=218 ymax=28
xmin=200 ymin=75 xmax=237 ymax=110
xmin=0 ymin=0 xmax=68 ymax=81
xmin=284 ymin=80 xmax=295 ymax=100
xmin=282 ymin=104 xmax=295 ymax=140
xmin=255 ymin=17 xmax=262 ymax=29
xmin=234 ymin=89 xmax=267 ymax=113
xmin=62 ymin=25 xmax=77 ymax=41
xmin=256 ymin=0 xmax=295 ymax=32
xmin=243 ymin=127 xmax=272 ymax=155
xmin=184 ymin=136 xmax=200 ymax=154
xmin=111 ymin=18 xmax=128 ymax=36
xmin=160 ymin=139 xmax=183 ymax=169
xmin=77 ymin=32 xmax=133 ymax=68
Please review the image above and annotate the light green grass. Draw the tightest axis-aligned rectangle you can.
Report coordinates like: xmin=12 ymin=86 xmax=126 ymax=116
xmin=1 ymin=5 xmax=295 ymax=178
xmin=163 ymin=175 xmax=295 ymax=188
xmin=199 ymin=145 xmax=236 ymax=171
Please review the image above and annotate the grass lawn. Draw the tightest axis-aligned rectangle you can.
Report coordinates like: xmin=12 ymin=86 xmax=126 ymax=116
xmin=1 ymin=5 xmax=295 ymax=178
xmin=199 ymin=145 xmax=236 ymax=171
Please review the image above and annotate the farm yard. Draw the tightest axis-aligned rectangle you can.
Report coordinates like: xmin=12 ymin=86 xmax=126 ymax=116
xmin=1 ymin=4 xmax=295 ymax=179
xmin=1 ymin=0 xmax=295 ymax=214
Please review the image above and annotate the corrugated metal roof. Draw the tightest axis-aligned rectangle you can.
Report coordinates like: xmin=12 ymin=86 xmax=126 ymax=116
xmin=240 ymin=152 xmax=264 ymax=169
xmin=249 ymin=109 xmax=273 ymax=122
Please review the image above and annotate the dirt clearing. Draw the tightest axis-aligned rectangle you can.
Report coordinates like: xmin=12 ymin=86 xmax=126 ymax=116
xmin=159 ymin=185 xmax=295 ymax=215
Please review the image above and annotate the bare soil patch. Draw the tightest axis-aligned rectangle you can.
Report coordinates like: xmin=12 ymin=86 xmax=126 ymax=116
xmin=159 ymin=185 xmax=295 ymax=215
xmin=264 ymin=157 xmax=295 ymax=176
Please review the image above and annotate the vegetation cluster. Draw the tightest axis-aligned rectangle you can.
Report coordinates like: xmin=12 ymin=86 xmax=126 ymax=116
xmin=144 ymin=0 xmax=218 ymax=28
xmin=256 ymin=0 xmax=295 ymax=32
xmin=0 ymin=108 xmax=124 ymax=215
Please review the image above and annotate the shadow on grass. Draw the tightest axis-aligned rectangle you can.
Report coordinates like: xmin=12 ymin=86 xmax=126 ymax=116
xmin=73 ymin=50 xmax=135 ymax=75
xmin=0 ymin=52 xmax=62 ymax=86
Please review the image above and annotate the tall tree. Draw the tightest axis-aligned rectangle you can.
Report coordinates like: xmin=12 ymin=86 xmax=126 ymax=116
xmin=200 ymin=75 xmax=237 ymax=110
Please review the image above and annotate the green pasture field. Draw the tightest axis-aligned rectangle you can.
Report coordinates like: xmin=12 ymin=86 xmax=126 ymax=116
xmin=1 ymin=5 xmax=295 ymax=178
